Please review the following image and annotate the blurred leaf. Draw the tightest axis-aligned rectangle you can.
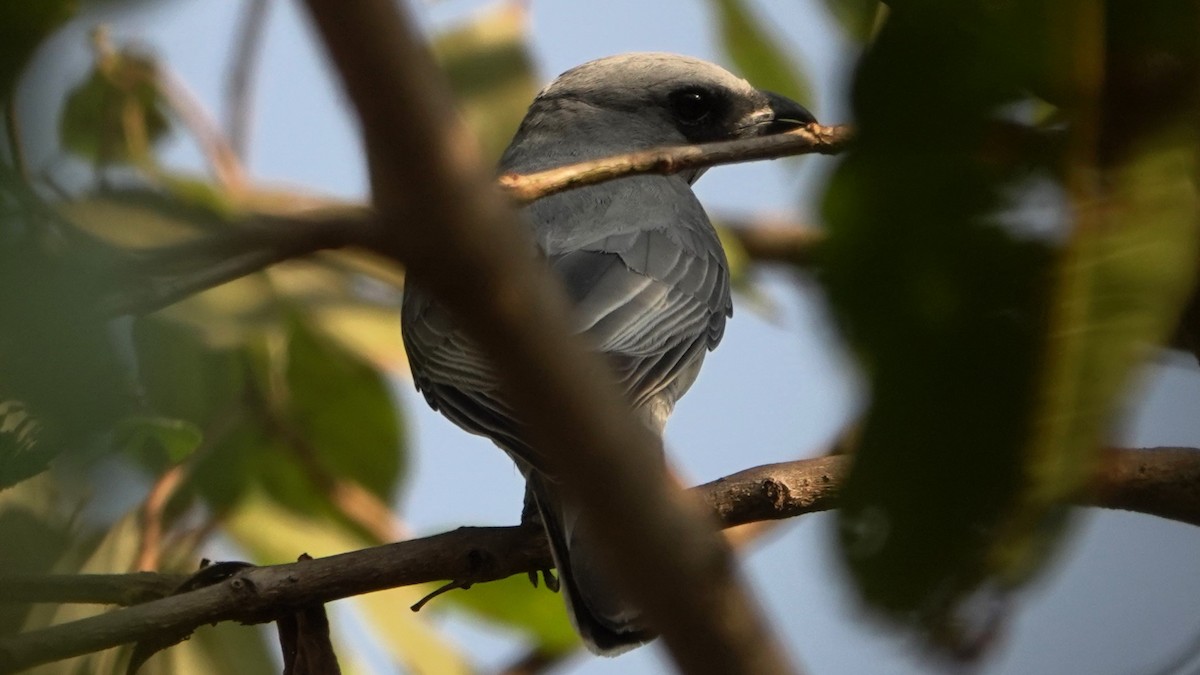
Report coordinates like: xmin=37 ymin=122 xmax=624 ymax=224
xmin=12 ymin=504 xmax=274 ymax=675
xmin=824 ymin=1 xmax=1200 ymax=653
xmin=145 ymin=620 xmax=277 ymax=675
xmin=284 ymin=315 xmax=405 ymax=503
xmin=115 ymin=416 xmax=203 ymax=463
xmin=433 ymin=1 xmax=539 ymax=163
xmin=226 ymin=491 xmax=473 ymax=675
xmin=0 ymin=229 xmax=137 ymax=487
xmin=59 ymin=46 xmax=171 ymax=166
xmin=818 ymin=0 xmax=882 ymax=42
xmin=132 ymin=317 xmax=247 ymax=426
xmin=714 ymin=223 xmax=782 ymax=322
xmin=57 ymin=190 xmax=233 ymax=251
xmin=822 ymin=2 xmax=1052 ymax=650
xmin=0 ymin=0 xmax=78 ymax=99
xmin=0 ymin=473 xmax=75 ymax=636
xmin=993 ymin=1 xmax=1200 ymax=578
xmin=445 ymin=573 xmax=580 ymax=655
xmin=709 ymin=0 xmax=813 ymax=108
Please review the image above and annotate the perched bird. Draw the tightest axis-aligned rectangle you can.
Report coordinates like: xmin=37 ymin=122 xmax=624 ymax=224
xmin=402 ymin=52 xmax=815 ymax=654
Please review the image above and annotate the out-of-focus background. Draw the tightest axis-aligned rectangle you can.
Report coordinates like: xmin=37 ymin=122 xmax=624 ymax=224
xmin=3 ymin=1 xmax=1200 ymax=674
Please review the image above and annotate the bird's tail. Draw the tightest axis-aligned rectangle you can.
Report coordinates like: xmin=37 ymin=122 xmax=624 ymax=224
xmin=527 ymin=475 xmax=656 ymax=655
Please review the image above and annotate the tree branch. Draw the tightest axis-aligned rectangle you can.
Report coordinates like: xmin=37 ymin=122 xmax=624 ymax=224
xmin=89 ymin=127 xmax=842 ymax=322
xmin=1 ymin=447 xmax=1197 ymax=673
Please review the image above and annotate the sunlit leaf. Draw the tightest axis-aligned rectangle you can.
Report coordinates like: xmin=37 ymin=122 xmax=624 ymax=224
xmin=709 ymin=0 xmax=813 ymax=108
xmin=433 ymin=1 xmax=539 ymax=163
xmin=991 ymin=1 xmax=1200 ymax=582
xmin=444 ymin=573 xmax=580 ymax=655
xmin=57 ymin=189 xmax=232 ymax=251
xmin=226 ymin=491 xmax=474 ymax=675
xmin=0 ymin=473 xmax=75 ymax=636
xmin=115 ymin=416 xmax=203 ymax=463
xmin=715 ymin=223 xmax=783 ymax=322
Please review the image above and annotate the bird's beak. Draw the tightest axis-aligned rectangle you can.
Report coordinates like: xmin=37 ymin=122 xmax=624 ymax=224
xmin=736 ymin=90 xmax=817 ymax=137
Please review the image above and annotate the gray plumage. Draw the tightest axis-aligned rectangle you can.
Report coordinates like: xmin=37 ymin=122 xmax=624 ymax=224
xmin=402 ymin=52 xmax=815 ymax=654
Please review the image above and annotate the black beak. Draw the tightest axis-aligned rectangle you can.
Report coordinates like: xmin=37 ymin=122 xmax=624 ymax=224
xmin=762 ymin=90 xmax=817 ymax=133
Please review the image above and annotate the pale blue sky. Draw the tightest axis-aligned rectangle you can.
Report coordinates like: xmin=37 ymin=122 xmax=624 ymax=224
xmin=25 ymin=1 xmax=1200 ymax=673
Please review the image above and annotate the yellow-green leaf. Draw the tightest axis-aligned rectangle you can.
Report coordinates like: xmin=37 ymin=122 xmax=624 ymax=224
xmin=709 ymin=0 xmax=813 ymax=108
xmin=433 ymin=2 xmax=539 ymax=163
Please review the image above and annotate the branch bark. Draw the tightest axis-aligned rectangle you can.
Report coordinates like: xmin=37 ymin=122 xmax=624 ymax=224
xmin=1 ymin=447 xmax=1197 ymax=673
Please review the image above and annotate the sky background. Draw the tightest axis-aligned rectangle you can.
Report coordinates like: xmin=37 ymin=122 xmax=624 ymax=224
xmin=21 ymin=0 xmax=1200 ymax=673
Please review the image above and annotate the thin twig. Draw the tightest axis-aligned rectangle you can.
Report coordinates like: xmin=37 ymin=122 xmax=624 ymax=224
xmin=133 ymin=464 xmax=188 ymax=573
xmin=155 ymin=64 xmax=248 ymax=196
xmin=498 ymin=123 xmax=851 ymax=204
xmin=225 ymin=0 xmax=273 ymax=160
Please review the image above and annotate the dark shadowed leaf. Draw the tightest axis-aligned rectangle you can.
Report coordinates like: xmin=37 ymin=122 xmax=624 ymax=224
xmin=819 ymin=0 xmax=882 ymax=42
xmin=709 ymin=0 xmax=813 ymax=108
xmin=0 ymin=0 xmax=78 ymax=98
xmin=823 ymin=1 xmax=1200 ymax=653
xmin=0 ymin=208 xmax=138 ymax=487
xmin=284 ymin=315 xmax=405 ymax=503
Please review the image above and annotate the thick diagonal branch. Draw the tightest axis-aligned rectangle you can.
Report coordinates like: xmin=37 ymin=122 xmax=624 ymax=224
xmin=298 ymin=1 xmax=799 ymax=674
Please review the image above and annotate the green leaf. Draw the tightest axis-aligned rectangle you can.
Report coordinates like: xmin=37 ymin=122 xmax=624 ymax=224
xmin=818 ymin=0 xmax=882 ymax=42
xmin=225 ymin=491 xmax=474 ymax=675
xmin=132 ymin=318 xmax=248 ymax=426
xmin=0 ymin=473 xmax=76 ymax=636
xmin=59 ymin=48 xmax=172 ymax=166
xmin=445 ymin=573 xmax=580 ymax=654
xmin=822 ymin=2 xmax=1051 ymax=647
xmin=284 ymin=315 xmax=405 ymax=504
xmin=116 ymin=415 xmax=203 ymax=463
xmin=824 ymin=1 xmax=1200 ymax=652
xmin=0 ymin=229 xmax=137 ymax=487
xmin=433 ymin=2 xmax=539 ymax=163
xmin=709 ymin=0 xmax=813 ymax=108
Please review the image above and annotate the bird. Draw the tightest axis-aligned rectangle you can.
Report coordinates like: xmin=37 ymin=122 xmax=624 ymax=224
xmin=401 ymin=52 xmax=816 ymax=654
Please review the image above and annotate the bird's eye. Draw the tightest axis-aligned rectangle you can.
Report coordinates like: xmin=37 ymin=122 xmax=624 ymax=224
xmin=668 ymin=88 xmax=716 ymax=124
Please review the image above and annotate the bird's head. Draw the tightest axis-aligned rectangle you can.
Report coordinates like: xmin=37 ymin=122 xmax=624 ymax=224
xmin=532 ymin=52 xmax=815 ymax=143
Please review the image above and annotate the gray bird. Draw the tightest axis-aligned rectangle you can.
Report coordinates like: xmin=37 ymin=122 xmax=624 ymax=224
xmin=402 ymin=52 xmax=815 ymax=654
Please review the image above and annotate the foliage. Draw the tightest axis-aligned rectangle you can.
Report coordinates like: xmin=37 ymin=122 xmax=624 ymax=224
xmin=823 ymin=0 xmax=1200 ymax=653
xmin=1 ymin=0 xmax=1198 ymax=672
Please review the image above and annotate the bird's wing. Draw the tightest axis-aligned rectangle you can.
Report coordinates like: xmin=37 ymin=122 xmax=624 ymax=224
xmin=550 ymin=225 xmax=731 ymax=410
xmin=401 ymin=286 xmax=534 ymax=463
xmin=401 ymin=177 xmax=731 ymax=471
